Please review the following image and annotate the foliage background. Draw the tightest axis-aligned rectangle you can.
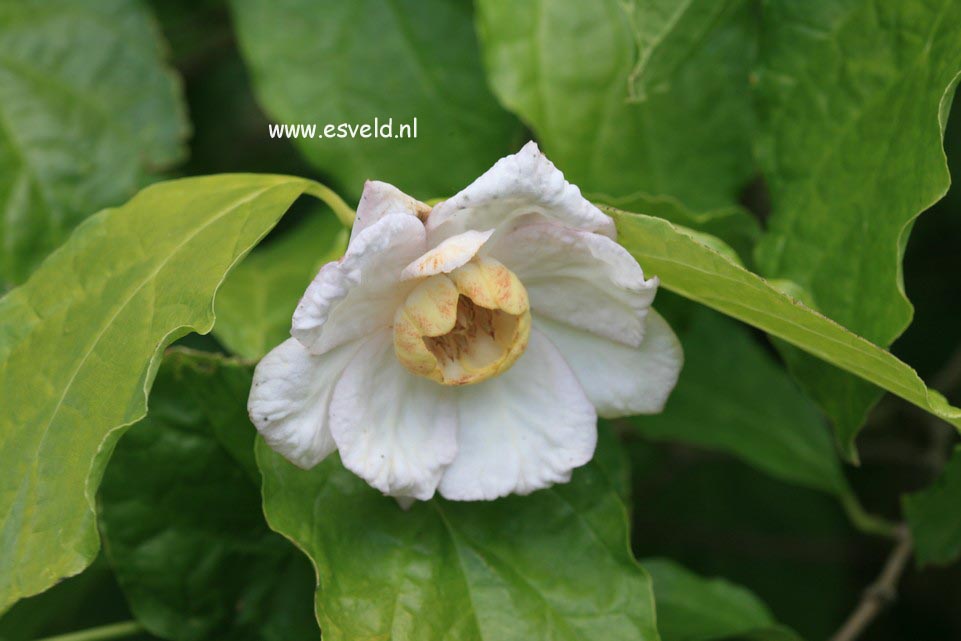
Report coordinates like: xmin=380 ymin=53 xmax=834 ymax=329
xmin=1 ymin=0 xmax=960 ymax=640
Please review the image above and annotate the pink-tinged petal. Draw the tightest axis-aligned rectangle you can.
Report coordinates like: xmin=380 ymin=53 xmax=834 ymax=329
xmin=292 ymin=213 xmax=426 ymax=355
xmin=488 ymin=220 xmax=657 ymax=346
xmin=438 ymin=330 xmax=597 ymax=501
xmin=426 ymin=141 xmax=615 ymax=244
xmin=537 ymin=311 xmax=683 ymax=418
xmin=401 ymin=229 xmax=494 ymax=280
xmin=248 ymin=337 xmax=363 ymax=468
xmin=329 ymin=330 xmax=458 ymax=500
xmin=352 ymin=180 xmax=431 ymax=241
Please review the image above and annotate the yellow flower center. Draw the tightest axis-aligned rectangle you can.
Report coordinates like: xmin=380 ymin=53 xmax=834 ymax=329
xmin=393 ymin=256 xmax=531 ymax=386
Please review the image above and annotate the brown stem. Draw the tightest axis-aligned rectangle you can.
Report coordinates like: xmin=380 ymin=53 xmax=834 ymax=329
xmin=829 ymin=525 xmax=913 ymax=641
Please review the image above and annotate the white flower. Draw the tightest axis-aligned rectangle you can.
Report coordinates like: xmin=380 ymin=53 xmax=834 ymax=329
xmin=248 ymin=142 xmax=683 ymax=503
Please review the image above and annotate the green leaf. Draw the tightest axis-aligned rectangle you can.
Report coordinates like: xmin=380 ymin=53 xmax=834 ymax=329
xmin=0 ymin=173 xmax=343 ymax=613
xmin=610 ymin=209 xmax=961 ymax=432
xmin=631 ymin=305 xmax=848 ymax=498
xmin=256 ymin=429 xmax=659 ymax=641
xmin=230 ymin=0 xmax=521 ymax=199
xmin=623 ymin=0 xmax=742 ymax=103
xmin=99 ymin=349 xmax=317 ymax=641
xmin=643 ymin=558 xmax=802 ymax=641
xmin=592 ymin=192 xmax=759 ymax=266
xmin=0 ymin=0 xmax=189 ymax=289
xmin=215 ymin=211 xmax=348 ymax=359
xmin=904 ymin=446 xmax=961 ymax=567
xmin=754 ymin=1 xmax=961 ymax=455
xmin=475 ymin=0 xmax=755 ymax=210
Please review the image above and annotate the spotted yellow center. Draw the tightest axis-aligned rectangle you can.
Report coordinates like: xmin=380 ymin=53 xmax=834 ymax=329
xmin=393 ymin=256 xmax=531 ymax=386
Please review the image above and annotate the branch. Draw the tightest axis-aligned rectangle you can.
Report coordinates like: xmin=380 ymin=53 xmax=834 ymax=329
xmin=829 ymin=525 xmax=913 ymax=641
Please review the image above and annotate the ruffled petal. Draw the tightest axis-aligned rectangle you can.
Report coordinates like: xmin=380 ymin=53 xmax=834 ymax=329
xmin=329 ymin=330 xmax=458 ymax=500
xmin=292 ymin=213 xmax=426 ymax=355
xmin=438 ymin=330 xmax=597 ymax=501
xmin=248 ymin=337 xmax=362 ymax=468
xmin=401 ymin=229 xmax=493 ymax=280
xmin=352 ymin=180 xmax=431 ymax=241
xmin=536 ymin=311 xmax=683 ymax=418
xmin=426 ymin=141 xmax=615 ymax=244
xmin=488 ymin=220 xmax=657 ymax=346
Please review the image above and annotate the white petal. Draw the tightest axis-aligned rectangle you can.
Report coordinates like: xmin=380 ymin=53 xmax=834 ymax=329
xmin=438 ymin=330 xmax=597 ymax=501
xmin=401 ymin=229 xmax=494 ymax=280
xmin=329 ymin=330 xmax=458 ymax=500
xmin=536 ymin=311 xmax=683 ymax=418
xmin=248 ymin=337 xmax=362 ymax=468
xmin=426 ymin=141 xmax=615 ymax=244
xmin=352 ymin=180 xmax=431 ymax=241
xmin=292 ymin=213 xmax=426 ymax=355
xmin=489 ymin=220 xmax=657 ymax=346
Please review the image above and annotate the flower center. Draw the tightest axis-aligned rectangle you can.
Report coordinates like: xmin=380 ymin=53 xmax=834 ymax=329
xmin=393 ymin=256 xmax=531 ymax=386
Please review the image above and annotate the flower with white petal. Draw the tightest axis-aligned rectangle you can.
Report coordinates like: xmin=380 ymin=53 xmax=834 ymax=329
xmin=248 ymin=142 xmax=683 ymax=503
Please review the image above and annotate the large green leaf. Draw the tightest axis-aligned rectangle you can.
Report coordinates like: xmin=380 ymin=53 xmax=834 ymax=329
xmin=230 ymin=0 xmax=521 ymax=200
xmin=610 ymin=209 xmax=961 ymax=432
xmin=904 ymin=446 xmax=961 ymax=567
xmin=257 ymin=429 xmax=659 ymax=641
xmin=754 ymin=0 xmax=961 ymax=455
xmin=0 ymin=174 xmax=345 ymax=613
xmin=0 ymin=0 xmax=188 ymax=289
xmin=623 ymin=0 xmax=742 ymax=103
xmin=100 ymin=349 xmax=316 ymax=641
xmin=643 ymin=558 xmax=801 ymax=641
xmin=475 ymin=0 xmax=755 ymax=211
xmin=215 ymin=210 xmax=348 ymax=359
xmin=632 ymin=305 xmax=848 ymax=498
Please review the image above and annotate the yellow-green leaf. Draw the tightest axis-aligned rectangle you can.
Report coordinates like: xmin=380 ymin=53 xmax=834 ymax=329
xmin=0 ymin=174 xmax=340 ymax=613
xmin=611 ymin=209 xmax=961 ymax=431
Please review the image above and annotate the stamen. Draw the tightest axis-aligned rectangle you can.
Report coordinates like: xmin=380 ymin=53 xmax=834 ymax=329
xmin=393 ymin=257 xmax=531 ymax=385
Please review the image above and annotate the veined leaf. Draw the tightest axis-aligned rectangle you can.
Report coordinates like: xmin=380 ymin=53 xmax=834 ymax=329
xmin=0 ymin=0 xmax=188 ymax=289
xmin=623 ymin=0 xmax=742 ymax=103
xmin=611 ymin=209 xmax=961 ymax=432
xmin=475 ymin=0 xmax=755 ymax=211
xmin=256 ymin=429 xmax=659 ymax=641
xmin=215 ymin=211 xmax=348 ymax=359
xmin=754 ymin=0 xmax=961 ymax=456
xmin=643 ymin=558 xmax=802 ymax=641
xmin=0 ymin=174 xmax=346 ymax=613
xmin=230 ymin=0 xmax=521 ymax=200
xmin=100 ymin=349 xmax=317 ymax=641
xmin=904 ymin=446 xmax=961 ymax=567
